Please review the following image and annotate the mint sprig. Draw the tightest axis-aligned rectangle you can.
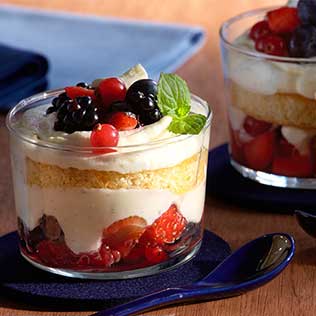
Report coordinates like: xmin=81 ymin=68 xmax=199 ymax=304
xmin=157 ymin=73 xmax=207 ymax=135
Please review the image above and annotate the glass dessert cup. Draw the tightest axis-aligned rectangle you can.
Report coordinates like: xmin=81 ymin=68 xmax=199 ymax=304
xmin=220 ymin=7 xmax=316 ymax=189
xmin=6 ymin=89 xmax=211 ymax=279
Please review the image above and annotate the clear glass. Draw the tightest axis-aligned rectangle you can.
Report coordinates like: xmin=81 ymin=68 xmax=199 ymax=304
xmin=220 ymin=7 xmax=316 ymax=189
xmin=6 ymin=89 xmax=212 ymax=279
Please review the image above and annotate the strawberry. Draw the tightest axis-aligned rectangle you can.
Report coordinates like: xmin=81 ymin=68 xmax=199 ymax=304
xmin=243 ymin=116 xmax=272 ymax=137
xmin=267 ymin=7 xmax=300 ymax=34
xmin=102 ymin=216 xmax=147 ymax=258
xmin=272 ymin=138 xmax=313 ymax=177
xmin=229 ymin=127 xmax=245 ymax=165
xmin=146 ymin=204 xmax=187 ymax=245
xmin=144 ymin=245 xmax=168 ymax=264
xmin=244 ymin=130 xmax=276 ymax=170
xmin=65 ymin=86 xmax=96 ymax=99
xmin=37 ymin=240 xmax=77 ymax=267
xmin=107 ymin=112 xmax=138 ymax=131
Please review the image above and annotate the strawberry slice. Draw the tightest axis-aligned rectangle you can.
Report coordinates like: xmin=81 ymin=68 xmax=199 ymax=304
xmin=243 ymin=116 xmax=272 ymax=137
xmin=65 ymin=86 xmax=96 ymax=100
xmin=107 ymin=111 xmax=138 ymax=131
xmin=37 ymin=240 xmax=77 ymax=266
xmin=146 ymin=204 xmax=187 ymax=245
xmin=102 ymin=216 xmax=147 ymax=258
xmin=244 ymin=130 xmax=276 ymax=171
xmin=229 ymin=127 xmax=245 ymax=165
xmin=267 ymin=7 xmax=300 ymax=34
xmin=144 ymin=245 xmax=168 ymax=264
xmin=272 ymin=138 xmax=313 ymax=177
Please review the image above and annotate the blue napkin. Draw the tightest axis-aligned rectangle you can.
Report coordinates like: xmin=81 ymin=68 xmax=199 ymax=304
xmin=0 ymin=5 xmax=205 ymax=111
xmin=0 ymin=44 xmax=48 ymax=111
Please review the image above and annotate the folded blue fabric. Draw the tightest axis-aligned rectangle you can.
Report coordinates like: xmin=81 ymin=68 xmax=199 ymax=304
xmin=0 ymin=5 xmax=205 ymax=111
xmin=0 ymin=44 xmax=48 ymax=111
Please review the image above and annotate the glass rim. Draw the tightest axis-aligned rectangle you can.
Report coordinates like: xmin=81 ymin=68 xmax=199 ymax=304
xmin=6 ymin=88 xmax=212 ymax=153
xmin=219 ymin=5 xmax=316 ymax=63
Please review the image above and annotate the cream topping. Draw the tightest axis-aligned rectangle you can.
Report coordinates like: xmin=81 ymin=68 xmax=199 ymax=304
xmin=228 ymin=32 xmax=316 ymax=99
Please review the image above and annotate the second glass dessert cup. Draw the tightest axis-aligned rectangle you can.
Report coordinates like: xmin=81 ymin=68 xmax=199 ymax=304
xmin=6 ymin=89 xmax=211 ymax=279
xmin=220 ymin=7 xmax=316 ymax=189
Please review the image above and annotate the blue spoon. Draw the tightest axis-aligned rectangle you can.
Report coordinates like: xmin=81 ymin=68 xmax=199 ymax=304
xmin=91 ymin=233 xmax=295 ymax=316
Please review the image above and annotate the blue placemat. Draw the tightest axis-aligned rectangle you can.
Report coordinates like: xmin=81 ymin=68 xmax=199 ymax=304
xmin=0 ymin=230 xmax=230 ymax=310
xmin=0 ymin=4 xmax=205 ymax=111
xmin=207 ymin=144 xmax=316 ymax=212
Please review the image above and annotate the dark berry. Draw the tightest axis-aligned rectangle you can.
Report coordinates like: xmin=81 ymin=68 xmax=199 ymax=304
xmin=72 ymin=108 xmax=86 ymax=124
xmin=28 ymin=226 xmax=45 ymax=249
xmin=76 ymin=82 xmax=91 ymax=89
xmin=298 ymin=0 xmax=316 ymax=26
xmin=140 ymin=108 xmax=162 ymax=125
xmin=139 ymin=96 xmax=156 ymax=111
xmin=40 ymin=215 xmax=63 ymax=241
xmin=75 ymin=96 xmax=92 ymax=107
xmin=46 ymin=106 xmax=55 ymax=115
xmin=289 ymin=25 xmax=316 ymax=57
xmin=83 ymin=108 xmax=99 ymax=128
xmin=110 ymin=100 xmax=133 ymax=113
xmin=126 ymin=79 xmax=157 ymax=105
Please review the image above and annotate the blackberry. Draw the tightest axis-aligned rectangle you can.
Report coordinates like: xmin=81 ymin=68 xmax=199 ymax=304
xmin=298 ymin=0 xmax=316 ymax=26
xmin=125 ymin=79 xmax=162 ymax=125
xmin=49 ymin=92 xmax=100 ymax=133
xmin=289 ymin=25 xmax=316 ymax=57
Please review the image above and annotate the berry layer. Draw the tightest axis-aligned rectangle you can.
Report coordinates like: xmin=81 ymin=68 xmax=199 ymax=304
xmin=17 ymin=183 xmax=206 ymax=254
xmin=227 ymin=32 xmax=316 ymax=99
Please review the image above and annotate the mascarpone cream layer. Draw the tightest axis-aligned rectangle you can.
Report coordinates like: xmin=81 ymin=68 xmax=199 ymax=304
xmin=227 ymin=32 xmax=316 ymax=99
xmin=18 ymin=184 xmax=206 ymax=254
xmin=14 ymin=102 xmax=210 ymax=173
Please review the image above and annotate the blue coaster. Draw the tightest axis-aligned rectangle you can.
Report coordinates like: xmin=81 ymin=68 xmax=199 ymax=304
xmin=207 ymin=144 xmax=316 ymax=212
xmin=0 ymin=230 xmax=230 ymax=310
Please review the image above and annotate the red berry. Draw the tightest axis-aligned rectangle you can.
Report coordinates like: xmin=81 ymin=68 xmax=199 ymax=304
xmin=229 ymin=127 xmax=245 ymax=165
xmin=249 ymin=20 xmax=271 ymax=41
xmin=107 ymin=112 xmax=138 ymax=131
xmin=244 ymin=130 xmax=276 ymax=171
xmin=267 ymin=7 xmax=300 ymax=34
xmin=272 ymin=152 xmax=313 ymax=177
xmin=146 ymin=204 xmax=187 ymax=245
xmin=90 ymin=123 xmax=119 ymax=153
xmin=97 ymin=77 xmax=127 ymax=109
xmin=102 ymin=216 xmax=147 ymax=258
xmin=243 ymin=116 xmax=272 ymax=137
xmin=65 ymin=86 xmax=95 ymax=99
xmin=255 ymin=34 xmax=288 ymax=56
xmin=145 ymin=245 xmax=168 ymax=264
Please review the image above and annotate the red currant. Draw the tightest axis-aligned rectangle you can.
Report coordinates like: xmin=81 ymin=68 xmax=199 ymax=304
xmin=249 ymin=20 xmax=271 ymax=41
xmin=255 ymin=35 xmax=288 ymax=56
xmin=243 ymin=116 xmax=272 ymax=137
xmin=90 ymin=124 xmax=119 ymax=152
xmin=97 ymin=77 xmax=127 ymax=109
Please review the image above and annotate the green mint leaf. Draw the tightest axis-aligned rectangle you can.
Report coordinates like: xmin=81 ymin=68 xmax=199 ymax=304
xmin=157 ymin=73 xmax=190 ymax=117
xmin=168 ymin=114 xmax=207 ymax=135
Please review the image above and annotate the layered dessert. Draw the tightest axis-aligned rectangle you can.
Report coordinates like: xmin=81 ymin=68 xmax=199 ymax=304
xmin=222 ymin=0 xmax=316 ymax=181
xmin=7 ymin=65 xmax=210 ymax=276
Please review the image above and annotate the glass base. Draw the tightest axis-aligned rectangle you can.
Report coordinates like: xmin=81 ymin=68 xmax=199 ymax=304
xmin=21 ymin=241 xmax=201 ymax=280
xmin=231 ymin=159 xmax=316 ymax=189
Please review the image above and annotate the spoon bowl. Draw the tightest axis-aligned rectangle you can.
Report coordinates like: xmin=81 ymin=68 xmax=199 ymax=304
xmin=91 ymin=233 xmax=295 ymax=316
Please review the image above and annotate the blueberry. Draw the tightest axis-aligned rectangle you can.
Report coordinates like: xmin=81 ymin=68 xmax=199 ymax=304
xmin=76 ymin=82 xmax=91 ymax=89
xmin=140 ymin=108 xmax=162 ymax=125
xmin=298 ymin=0 xmax=316 ymax=26
xmin=110 ymin=100 xmax=133 ymax=112
xmin=289 ymin=25 xmax=316 ymax=57
xmin=126 ymin=79 xmax=157 ymax=103
xmin=139 ymin=96 xmax=156 ymax=111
